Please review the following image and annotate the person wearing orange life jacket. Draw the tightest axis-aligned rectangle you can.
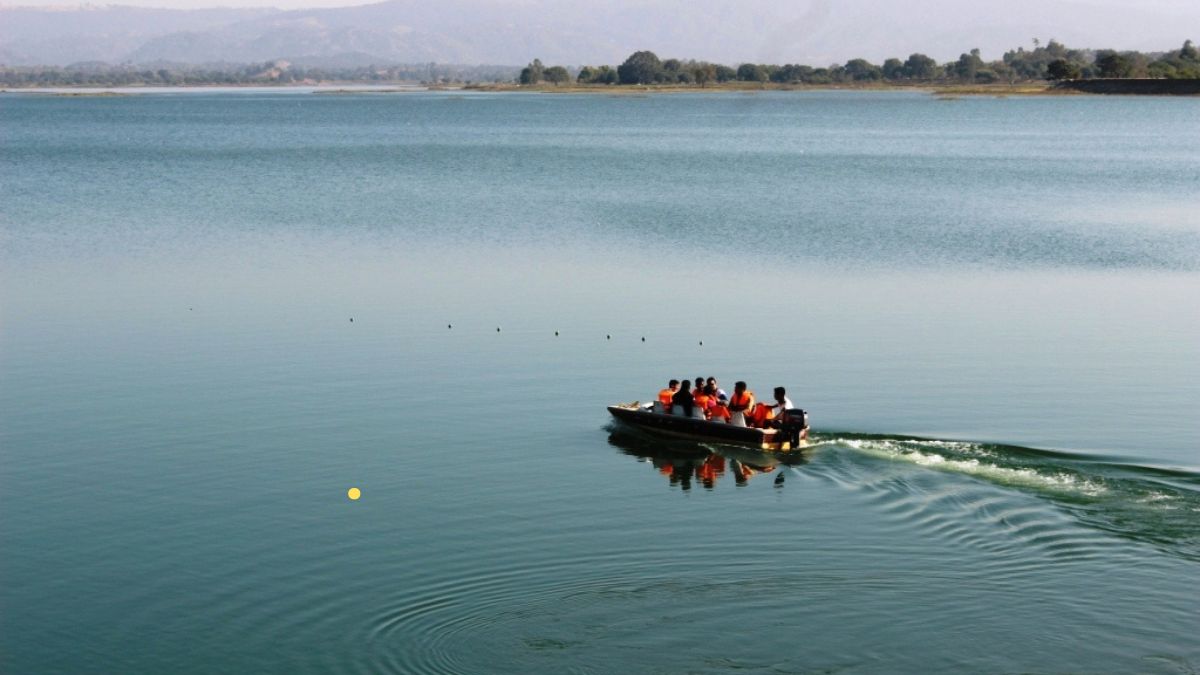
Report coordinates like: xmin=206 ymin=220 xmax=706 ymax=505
xmin=727 ymin=381 xmax=755 ymax=424
xmin=692 ymin=378 xmax=710 ymax=416
xmin=692 ymin=379 xmax=713 ymax=418
xmin=657 ymin=379 xmax=679 ymax=413
xmin=708 ymin=392 xmax=731 ymax=423
xmin=751 ymin=386 xmax=794 ymax=428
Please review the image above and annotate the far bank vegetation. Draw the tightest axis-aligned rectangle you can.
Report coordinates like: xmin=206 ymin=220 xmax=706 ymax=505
xmin=519 ymin=39 xmax=1199 ymax=89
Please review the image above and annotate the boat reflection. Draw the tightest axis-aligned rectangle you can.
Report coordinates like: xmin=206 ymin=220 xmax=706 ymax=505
xmin=607 ymin=426 xmax=808 ymax=491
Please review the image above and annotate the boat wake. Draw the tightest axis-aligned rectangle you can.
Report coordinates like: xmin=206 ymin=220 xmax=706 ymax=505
xmin=814 ymin=432 xmax=1200 ymax=562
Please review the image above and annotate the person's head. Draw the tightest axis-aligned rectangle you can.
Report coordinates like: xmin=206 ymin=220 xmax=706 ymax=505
xmin=695 ymin=377 xmax=705 ymax=390
xmin=668 ymin=379 xmax=679 ymax=390
xmin=705 ymin=384 xmax=717 ymax=396
xmin=707 ymin=377 xmax=718 ymax=388
xmin=734 ymin=381 xmax=747 ymax=394
xmin=774 ymin=386 xmax=786 ymax=402
xmin=679 ymin=380 xmax=691 ymax=392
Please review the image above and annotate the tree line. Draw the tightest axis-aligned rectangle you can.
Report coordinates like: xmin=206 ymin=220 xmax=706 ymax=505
xmin=522 ymin=39 xmax=1199 ymax=86
xmin=2 ymin=39 xmax=1195 ymax=88
xmin=0 ymin=61 xmax=519 ymax=87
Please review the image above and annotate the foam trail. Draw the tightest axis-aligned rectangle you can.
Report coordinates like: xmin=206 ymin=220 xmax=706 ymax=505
xmin=815 ymin=432 xmax=1200 ymax=562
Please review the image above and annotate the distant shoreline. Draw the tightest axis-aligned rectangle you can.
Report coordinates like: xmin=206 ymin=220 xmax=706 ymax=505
xmin=0 ymin=82 xmax=1069 ymax=97
xmin=467 ymin=81 xmax=1067 ymax=96
xmin=477 ymin=79 xmax=1199 ymax=96
xmin=3 ymin=80 xmax=1197 ymax=96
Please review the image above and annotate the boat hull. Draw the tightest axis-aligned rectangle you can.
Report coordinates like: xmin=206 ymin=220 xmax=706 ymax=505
xmin=607 ymin=404 xmax=803 ymax=451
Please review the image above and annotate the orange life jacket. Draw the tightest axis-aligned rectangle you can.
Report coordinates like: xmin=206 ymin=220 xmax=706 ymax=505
xmin=710 ymin=403 xmax=731 ymax=422
xmin=693 ymin=392 xmax=711 ymax=410
xmin=751 ymin=402 xmax=777 ymax=425
xmin=729 ymin=391 xmax=755 ymax=411
xmin=658 ymin=389 xmax=675 ymax=407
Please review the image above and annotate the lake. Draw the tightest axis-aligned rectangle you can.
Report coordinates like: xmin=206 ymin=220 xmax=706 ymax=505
xmin=1 ymin=89 xmax=1198 ymax=673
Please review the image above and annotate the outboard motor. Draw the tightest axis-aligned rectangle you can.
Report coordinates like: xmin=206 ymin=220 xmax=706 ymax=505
xmin=778 ymin=409 xmax=809 ymax=448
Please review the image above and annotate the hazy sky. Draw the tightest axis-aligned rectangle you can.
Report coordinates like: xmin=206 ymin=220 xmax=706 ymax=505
xmin=5 ymin=0 xmax=1200 ymax=11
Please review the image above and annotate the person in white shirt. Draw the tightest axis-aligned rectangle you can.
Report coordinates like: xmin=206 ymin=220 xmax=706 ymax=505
xmin=771 ymin=386 xmax=794 ymax=414
xmin=751 ymin=385 xmax=794 ymax=427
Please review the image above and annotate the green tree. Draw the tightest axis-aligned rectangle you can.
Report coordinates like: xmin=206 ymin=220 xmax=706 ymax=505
xmin=882 ymin=58 xmax=904 ymax=80
xmin=543 ymin=66 xmax=570 ymax=85
xmin=693 ymin=63 xmax=716 ymax=87
xmin=736 ymin=63 xmax=767 ymax=82
xmin=579 ymin=65 xmax=618 ymax=84
xmin=844 ymin=58 xmax=882 ymax=80
xmin=773 ymin=63 xmax=813 ymax=83
xmin=1145 ymin=39 xmax=1200 ymax=79
xmin=618 ymin=51 xmax=663 ymax=84
xmin=1181 ymin=39 xmax=1198 ymax=61
xmin=714 ymin=65 xmax=737 ymax=82
xmin=991 ymin=60 xmax=1016 ymax=84
xmin=1046 ymin=58 xmax=1084 ymax=79
xmin=519 ymin=58 xmax=544 ymax=84
xmin=1096 ymin=51 xmax=1132 ymax=78
xmin=801 ymin=67 xmax=829 ymax=84
xmin=903 ymin=53 xmax=938 ymax=80
xmin=954 ymin=49 xmax=984 ymax=81
xmin=1147 ymin=61 xmax=1178 ymax=79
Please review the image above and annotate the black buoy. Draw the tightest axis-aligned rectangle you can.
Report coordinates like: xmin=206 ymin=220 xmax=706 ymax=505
xmin=606 ymin=334 xmax=611 ymax=340
xmin=641 ymin=336 xmax=645 ymax=342
xmin=448 ymin=324 xmax=452 ymax=329
xmin=699 ymin=340 xmax=703 ymax=346
xmin=555 ymin=331 xmax=559 ymax=336
xmin=497 ymin=327 xmax=501 ymax=332
xmin=350 ymin=318 xmax=354 ymax=322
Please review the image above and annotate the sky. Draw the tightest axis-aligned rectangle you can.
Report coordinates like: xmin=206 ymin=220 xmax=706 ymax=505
xmin=3 ymin=0 xmax=1199 ymax=11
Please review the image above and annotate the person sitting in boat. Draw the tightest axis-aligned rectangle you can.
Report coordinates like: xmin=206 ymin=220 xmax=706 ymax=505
xmin=692 ymin=381 xmax=713 ymax=419
xmin=751 ymin=386 xmax=794 ymax=428
xmin=727 ymin=381 xmax=755 ymax=426
xmin=657 ymin=379 xmax=679 ymax=413
xmin=708 ymin=393 xmax=732 ymax=423
xmin=671 ymin=379 xmax=695 ymax=418
xmin=706 ymin=377 xmax=728 ymax=400
xmin=693 ymin=377 xmax=707 ymax=400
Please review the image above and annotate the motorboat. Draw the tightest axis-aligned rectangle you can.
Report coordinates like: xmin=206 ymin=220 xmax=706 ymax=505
xmin=607 ymin=402 xmax=809 ymax=451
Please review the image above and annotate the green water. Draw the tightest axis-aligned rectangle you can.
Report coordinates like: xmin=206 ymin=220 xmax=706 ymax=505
xmin=1 ymin=90 xmax=1198 ymax=673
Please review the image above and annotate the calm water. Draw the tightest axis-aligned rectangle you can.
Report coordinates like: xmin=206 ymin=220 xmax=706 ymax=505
xmin=2 ymin=90 xmax=1198 ymax=673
